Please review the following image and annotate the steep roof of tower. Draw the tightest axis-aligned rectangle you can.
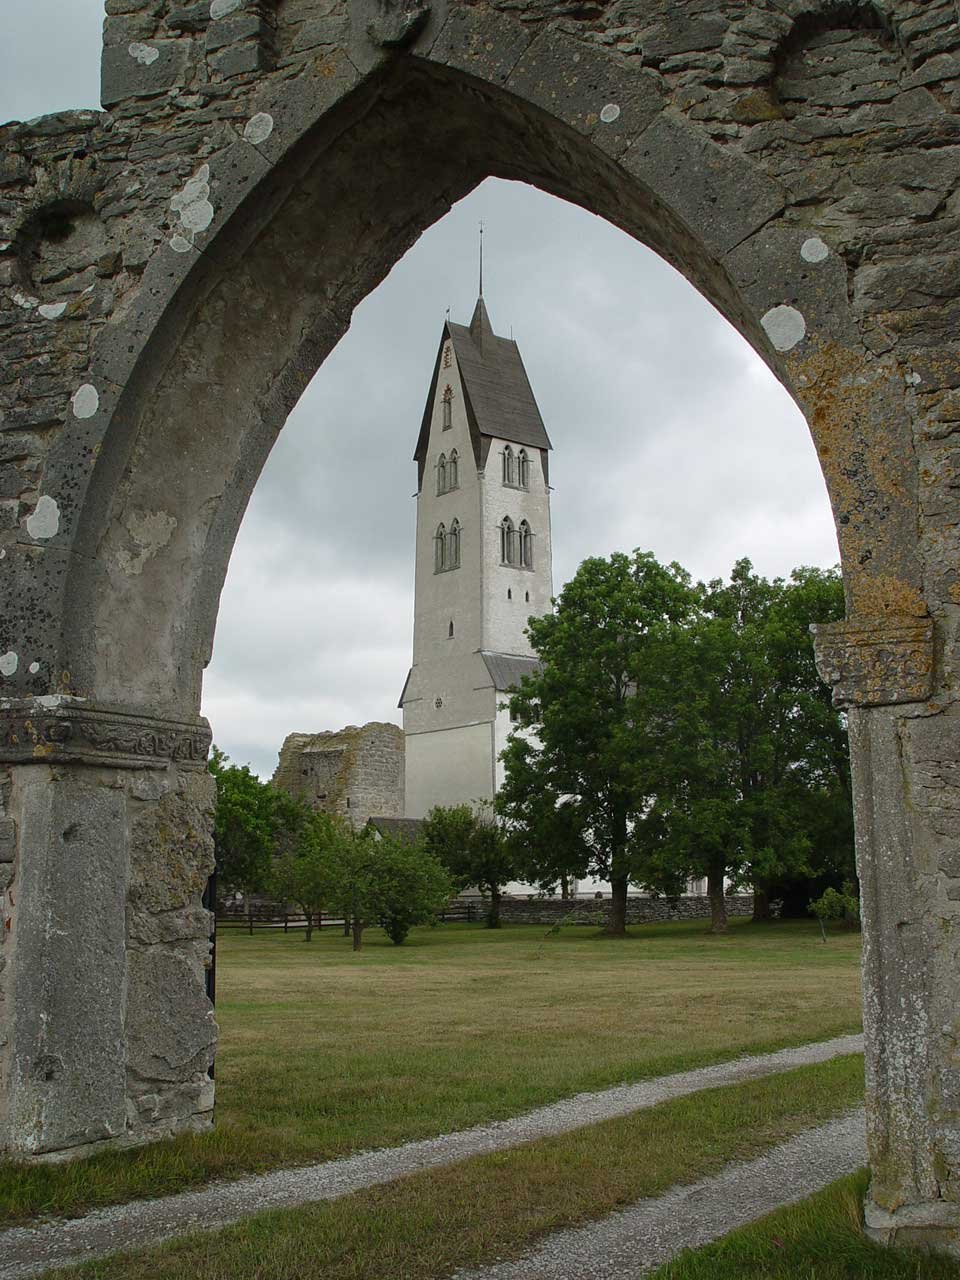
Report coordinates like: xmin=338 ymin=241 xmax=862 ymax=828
xmin=414 ymin=297 xmax=552 ymax=482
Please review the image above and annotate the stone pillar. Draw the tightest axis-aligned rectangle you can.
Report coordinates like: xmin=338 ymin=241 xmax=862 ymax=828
xmin=0 ymin=701 xmax=216 ymax=1161
xmin=814 ymin=617 xmax=960 ymax=1255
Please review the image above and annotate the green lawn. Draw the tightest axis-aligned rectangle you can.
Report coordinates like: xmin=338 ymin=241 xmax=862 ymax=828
xmin=51 ymin=1057 xmax=867 ymax=1280
xmin=651 ymin=1168 xmax=960 ymax=1279
xmin=1 ymin=918 xmax=862 ymax=1224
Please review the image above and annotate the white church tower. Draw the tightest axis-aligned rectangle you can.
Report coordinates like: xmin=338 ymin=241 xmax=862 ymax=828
xmin=400 ymin=293 xmax=554 ymax=817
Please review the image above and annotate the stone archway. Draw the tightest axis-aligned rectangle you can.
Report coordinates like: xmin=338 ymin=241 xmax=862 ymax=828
xmin=1 ymin=0 xmax=957 ymax=1254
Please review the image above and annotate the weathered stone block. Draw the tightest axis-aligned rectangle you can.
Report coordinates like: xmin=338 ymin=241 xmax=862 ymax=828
xmin=101 ymin=38 xmax=193 ymax=105
xmin=7 ymin=772 xmax=127 ymax=1155
xmin=204 ymin=13 xmax=272 ymax=51
xmin=207 ymin=41 xmax=272 ymax=77
xmin=507 ymin=30 xmax=665 ymax=159
xmin=622 ymin=111 xmax=785 ymax=258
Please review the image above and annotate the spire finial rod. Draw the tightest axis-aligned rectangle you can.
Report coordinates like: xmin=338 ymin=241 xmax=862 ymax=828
xmin=479 ymin=221 xmax=484 ymax=298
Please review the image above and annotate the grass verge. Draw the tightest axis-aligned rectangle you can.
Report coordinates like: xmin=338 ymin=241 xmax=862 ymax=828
xmin=650 ymin=1168 xmax=960 ymax=1279
xmin=49 ymin=1055 xmax=866 ymax=1280
xmin=2 ymin=919 xmax=862 ymax=1225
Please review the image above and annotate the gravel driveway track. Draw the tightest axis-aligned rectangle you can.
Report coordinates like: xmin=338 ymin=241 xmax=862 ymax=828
xmin=452 ymin=1109 xmax=867 ymax=1279
xmin=0 ymin=1033 xmax=863 ymax=1279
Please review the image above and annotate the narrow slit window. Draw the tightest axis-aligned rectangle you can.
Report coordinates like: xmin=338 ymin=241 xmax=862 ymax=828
xmin=442 ymin=386 xmax=453 ymax=430
xmin=448 ymin=620 xmax=454 ymax=638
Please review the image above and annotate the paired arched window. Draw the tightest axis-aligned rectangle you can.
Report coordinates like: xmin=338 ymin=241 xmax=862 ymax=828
xmin=442 ymin=385 xmax=453 ymax=430
xmin=436 ymin=448 xmax=459 ymax=495
xmin=519 ymin=519 xmax=533 ymax=568
xmin=500 ymin=517 xmax=533 ymax=568
xmin=434 ymin=519 xmax=461 ymax=572
xmin=502 ymin=446 xmax=531 ymax=489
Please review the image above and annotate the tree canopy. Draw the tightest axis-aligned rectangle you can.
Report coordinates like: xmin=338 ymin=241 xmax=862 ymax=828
xmin=208 ymin=746 xmax=304 ymax=898
xmin=420 ymin=803 xmax=518 ymax=927
xmin=498 ymin=553 xmax=851 ymax=934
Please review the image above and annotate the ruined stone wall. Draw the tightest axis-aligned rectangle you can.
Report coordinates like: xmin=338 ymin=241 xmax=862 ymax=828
xmin=273 ymin=721 xmax=404 ymax=829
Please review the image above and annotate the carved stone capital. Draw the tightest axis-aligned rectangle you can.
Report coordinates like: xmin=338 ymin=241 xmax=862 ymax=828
xmin=0 ymin=700 xmax=211 ymax=770
xmin=811 ymin=616 xmax=934 ymax=709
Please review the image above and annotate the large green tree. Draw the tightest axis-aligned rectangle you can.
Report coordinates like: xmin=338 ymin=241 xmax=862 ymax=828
xmin=208 ymin=746 xmax=303 ymax=898
xmin=497 ymin=551 xmax=695 ymax=937
xmin=420 ymin=803 xmax=517 ymax=928
xmin=318 ymin=829 xmax=452 ymax=949
xmin=643 ymin=561 xmax=849 ymax=931
xmin=271 ymin=809 xmax=352 ymax=940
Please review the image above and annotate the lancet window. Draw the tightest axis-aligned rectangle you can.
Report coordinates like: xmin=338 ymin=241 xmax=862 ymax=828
xmin=519 ymin=520 xmax=533 ymax=569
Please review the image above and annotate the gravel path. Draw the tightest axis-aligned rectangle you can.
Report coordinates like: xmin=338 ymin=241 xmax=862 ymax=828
xmin=1 ymin=1033 xmax=862 ymax=1279
xmin=452 ymin=1108 xmax=867 ymax=1280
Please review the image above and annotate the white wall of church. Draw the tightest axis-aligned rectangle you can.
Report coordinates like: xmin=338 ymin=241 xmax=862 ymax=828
xmin=405 ymin=720 xmax=496 ymax=818
xmin=480 ymin=438 xmax=553 ymax=657
xmin=412 ymin=341 xmax=483 ymax=667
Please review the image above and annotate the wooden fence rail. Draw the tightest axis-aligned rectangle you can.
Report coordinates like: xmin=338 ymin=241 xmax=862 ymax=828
xmin=215 ymin=902 xmax=480 ymax=934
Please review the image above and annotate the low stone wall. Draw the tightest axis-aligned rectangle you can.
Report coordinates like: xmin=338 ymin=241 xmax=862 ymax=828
xmin=495 ymin=895 xmax=755 ymax=926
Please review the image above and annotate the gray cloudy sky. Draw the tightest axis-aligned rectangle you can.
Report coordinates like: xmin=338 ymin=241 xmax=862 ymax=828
xmin=5 ymin=4 xmax=840 ymax=778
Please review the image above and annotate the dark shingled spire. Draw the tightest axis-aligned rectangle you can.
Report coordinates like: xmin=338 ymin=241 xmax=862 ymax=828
xmin=468 ymin=294 xmax=494 ymax=352
xmin=414 ymin=295 xmax=552 ymax=487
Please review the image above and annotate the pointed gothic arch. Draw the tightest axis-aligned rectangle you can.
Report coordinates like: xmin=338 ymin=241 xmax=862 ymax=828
xmin=1 ymin=7 xmax=956 ymax=1243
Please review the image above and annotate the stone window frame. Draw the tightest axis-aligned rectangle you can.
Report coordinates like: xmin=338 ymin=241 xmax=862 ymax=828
xmin=434 ymin=518 xmax=461 ymax=573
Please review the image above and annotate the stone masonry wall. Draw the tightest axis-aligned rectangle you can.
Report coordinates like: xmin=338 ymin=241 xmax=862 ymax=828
xmin=495 ymin=894 xmax=755 ymax=926
xmin=273 ymin=721 xmax=404 ymax=830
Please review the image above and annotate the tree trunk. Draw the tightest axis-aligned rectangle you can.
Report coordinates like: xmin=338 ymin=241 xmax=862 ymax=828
xmin=752 ymin=884 xmax=771 ymax=923
xmin=560 ymin=875 xmax=571 ymax=901
xmin=343 ymin=916 xmax=351 ymax=936
xmin=708 ymin=863 xmax=728 ymax=934
xmin=304 ymin=912 xmax=313 ymax=942
xmin=606 ymin=873 xmax=628 ymax=936
xmin=486 ymin=885 xmax=502 ymax=929
xmin=604 ymin=805 xmax=629 ymax=937
xmin=351 ymin=918 xmax=363 ymax=951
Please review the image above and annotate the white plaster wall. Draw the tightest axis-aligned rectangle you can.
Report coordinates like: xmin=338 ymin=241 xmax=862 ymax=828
xmin=411 ymin=338 xmax=483 ymax=667
xmin=480 ymin=439 xmax=553 ymax=657
xmin=404 ymin=720 xmax=496 ymax=818
xmin=403 ymin=651 xmax=496 ymax=735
